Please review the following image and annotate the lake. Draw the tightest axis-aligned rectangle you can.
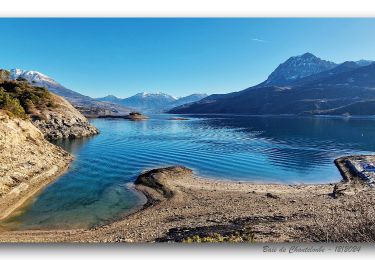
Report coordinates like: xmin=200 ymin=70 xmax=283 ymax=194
xmin=3 ymin=114 xmax=375 ymax=230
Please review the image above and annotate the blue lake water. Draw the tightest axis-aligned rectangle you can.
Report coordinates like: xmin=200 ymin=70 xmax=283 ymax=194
xmin=3 ymin=114 xmax=375 ymax=230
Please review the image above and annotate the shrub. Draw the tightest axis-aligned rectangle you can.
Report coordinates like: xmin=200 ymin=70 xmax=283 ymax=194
xmin=0 ymin=79 xmax=56 ymax=119
xmin=0 ymin=87 xmax=27 ymax=118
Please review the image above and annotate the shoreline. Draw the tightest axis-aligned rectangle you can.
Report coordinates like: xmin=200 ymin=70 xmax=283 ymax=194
xmin=0 ymin=157 xmax=373 ymax=242
xmin=0 ymin=112 xmax=75 ymax=224
xmin=0 ymin=158 xmax=73 ymax=222
xmin=168 ymin=112 xmax=375 ymax=119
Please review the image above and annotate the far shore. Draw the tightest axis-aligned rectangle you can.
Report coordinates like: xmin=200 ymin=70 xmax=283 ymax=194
xmin=166 ymin=113 xmax=375 ymax=119
xmin=0 ymin=155 xmax=373 ymax=243
xmin=85 ymin=112 xmax=149 ymax=120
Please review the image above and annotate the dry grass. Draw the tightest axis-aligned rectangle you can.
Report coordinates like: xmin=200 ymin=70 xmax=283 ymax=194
xmin=307 ymin=192 xmax=375 ymax=242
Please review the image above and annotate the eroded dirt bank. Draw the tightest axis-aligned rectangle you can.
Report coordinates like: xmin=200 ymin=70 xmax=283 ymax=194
xmin=0 ymin=112 xmax=73 ymax=221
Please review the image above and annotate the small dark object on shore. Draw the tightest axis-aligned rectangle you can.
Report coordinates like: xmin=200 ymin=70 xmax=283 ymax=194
xmin=266 ymin=192 xmax=280 ymax=199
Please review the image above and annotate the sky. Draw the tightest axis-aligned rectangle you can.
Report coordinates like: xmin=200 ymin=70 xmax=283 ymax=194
xmin=0 ymin=18 xmax=375 ymax=98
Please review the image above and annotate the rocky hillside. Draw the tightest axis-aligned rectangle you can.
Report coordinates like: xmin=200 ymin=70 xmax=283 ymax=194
xmin=1 ymin=70 xmax=98 ymax=139
xmin=0 ymin=111 xmax=73 ymax=220
xmin=31 ymin=93 xmax=99 ymax=139
xmin=264 ymin=52 xmax=337 ymax=86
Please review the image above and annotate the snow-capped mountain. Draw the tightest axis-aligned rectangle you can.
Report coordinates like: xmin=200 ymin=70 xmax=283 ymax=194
xmin=10 ymin=69 xmax=61 ymax=88
xmin=265 ymin=52 xmax=337 ymax=86
xmin=10 ymin=69 xmax=87 ymax=101
xmin=170 ymin=53 xmax=375 ymax=116
xmin=9 ymin=69 xmax=131 ymax=116
xmin=121 ymin=92 xmax=177 ymax=112
xmin=97 ymin=92 xmax=208 ymax=113
xmin=134 ymin=92 xmax=178 ymax=101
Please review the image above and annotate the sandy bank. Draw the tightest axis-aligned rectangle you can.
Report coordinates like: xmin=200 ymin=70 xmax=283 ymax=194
xmin=1 ymin=159 xmax=374 ymax=243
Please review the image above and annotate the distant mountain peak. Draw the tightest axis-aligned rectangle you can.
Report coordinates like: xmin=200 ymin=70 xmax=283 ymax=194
xmin=133 ymin=92 xmax=177 ymax=100
xmin=356 ymin=60 xmax=374 ymax=67
xmin=104 ymin=94 xmax=118 ymax=98
xmin=9 ymin=68 xmax=132 ymax=116
xmin=170 ymin=55 xmax=375 ymax=116
xmin=265 ymin=53 xmax=337 ymax=85
xmin=97 ymin=94 xmax=122 ymax=103
xmin=298 ymin=52 xmax=316 ymax=59
xmin=10 ymin=68 xmax=59 ymax=86
xmin=135 ymin=92 xmax=148 ymax=97
xmin=96 ymin=92 xmax=207 ymax=113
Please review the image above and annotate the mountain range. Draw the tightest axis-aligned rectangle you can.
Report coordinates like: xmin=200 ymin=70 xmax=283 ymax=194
xmin=9 ymin=69 xmax=207 ymax=115
xmin=169 ymin=53 xmax=375 ymax=116
xmin=96 ymin=92 xmax=208 ymax=113
xmin=9 ymin=69 xmax=132 ymax=117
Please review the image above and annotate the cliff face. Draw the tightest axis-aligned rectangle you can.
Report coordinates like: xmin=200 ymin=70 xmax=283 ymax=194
xmin=0 ymin=111 xmax=73 ymax=220
xmin=0 ymin=71 xmax=98 ymax=221
xmin=32 ymin=93 xmax=99 ymax=140
xmin=0 ymin=73 xmax=98 ymax=219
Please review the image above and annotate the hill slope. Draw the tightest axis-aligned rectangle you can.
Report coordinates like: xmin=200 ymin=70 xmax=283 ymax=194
xmin=0 ymin=110 xmax=73 ymax=219
xmin=10 ymin=69 xmax=132 ymax=117
xmin=170 ymin=53 xmax=375 ymax=116
xmin=1 ymin=70 xmax=98 ymax=139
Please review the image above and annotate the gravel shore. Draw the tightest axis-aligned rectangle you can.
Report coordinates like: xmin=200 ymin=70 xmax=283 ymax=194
xmin=0 ymin=161 xmax=373 ymax=243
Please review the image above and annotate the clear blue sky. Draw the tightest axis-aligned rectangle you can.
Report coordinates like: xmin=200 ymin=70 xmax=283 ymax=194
xmin=0 ymin=18 xmax=375 ymax=98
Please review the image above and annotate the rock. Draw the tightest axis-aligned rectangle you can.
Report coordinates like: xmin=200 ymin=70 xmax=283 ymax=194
xmin=97 ymin=112 xmax=149 ymax=121
xmin=266 ymin=193 xmax=280 ymax=199
xmin=31 ymin=94 xmax=99 ymax=140
xmin=0 ymin=111 xmax=73 ymax=219
xmin=332 ymin=183 xmax=355 ymax=198
xmin=127 ymin=112 xmax=149 ymax=121
xmin=135 ymin=166 xmax=193 ymax=199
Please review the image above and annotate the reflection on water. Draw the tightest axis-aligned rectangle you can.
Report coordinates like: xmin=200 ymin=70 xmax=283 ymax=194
xmin=3 ymin=114 xmax=375 ymax=230
xmin=52 ymin=136 xmax=92 ymax=154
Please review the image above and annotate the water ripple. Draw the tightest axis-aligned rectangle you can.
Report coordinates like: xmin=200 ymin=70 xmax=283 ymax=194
xmin=6 ymin=114 xmax=375 ymax=230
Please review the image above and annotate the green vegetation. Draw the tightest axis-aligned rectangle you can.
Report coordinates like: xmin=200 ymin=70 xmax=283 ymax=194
xmin=0 ymin=88 xmax=26 ymax=118
xmin=0 ymin=75 xmax=56 ymax=119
